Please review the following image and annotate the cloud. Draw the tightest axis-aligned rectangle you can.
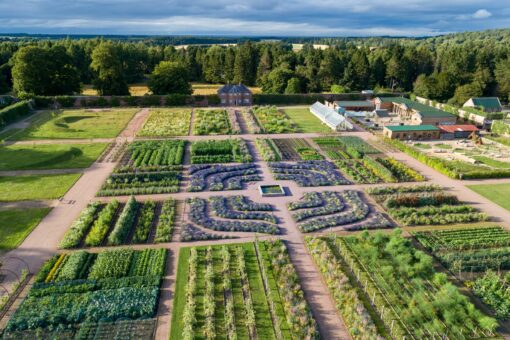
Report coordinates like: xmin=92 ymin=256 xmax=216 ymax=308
xmin=472 ymin=9 xmax=492 ymax=19
xmin=0 ymin=0 xmax=507 ymax=36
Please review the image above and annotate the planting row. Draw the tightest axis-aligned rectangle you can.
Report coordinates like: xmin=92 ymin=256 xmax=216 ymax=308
xmin=138 ymin=108 xmax=191 ymax=137
xmin=269 ymin=160 xmax=350 ymax=186
xmin=186 ymin=196 xmax=279 ymax=237
xmin=193 ymin=109 xmax=232 ymax=135
xmin=288 ymin=190 xmax=392 ymax=232
xmin=2 ymin=248 xmax=167 ymax=336
xmin=368 ymin=185 xmax=489 ymax=226
xmin=190 ymin=138 xmax=252 ymax=164
xmin=188 ymin=163 xmax=262 ymax=192
xmin=171 ymin=241 xmax=318 ymax=339
xmin=119 ymin=140 xmax=185 ymax=170
xmin=251 ymin=106 xmax=298 ymax=133
xmin=59 ymin=197 xmax=176 ymax=248
xmin=307 ymin=231 xmax=498 ymax=339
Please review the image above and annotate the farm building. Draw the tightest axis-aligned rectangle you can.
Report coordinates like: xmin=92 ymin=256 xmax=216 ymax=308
xmin=463 ymin=97 xmax=502 ymax=113
xmin=438 ymin=125 xmax=479 ymax=139
xmin=309 ymin=102 xmax=353 ymax=131
xmin=218 ymin=83 xmax=252 ymax=106
xmin=383 ymin=125 xmax=440 ymax=140
xmin=331 ymin=100 xmax=375 ymax=112
xmin=375 ymin=97 xmax=456 ymax=125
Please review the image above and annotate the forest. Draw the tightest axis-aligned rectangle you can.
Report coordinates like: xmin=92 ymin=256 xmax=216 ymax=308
xmin=1 ymin=29 xmax=510 ymax=104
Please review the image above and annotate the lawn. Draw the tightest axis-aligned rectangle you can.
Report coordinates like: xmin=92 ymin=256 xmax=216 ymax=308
xmin=0 ymin=143 xmax=107 ymax=171
xmin=468 ymin=182 xmax=510 ymax=212
xmin=0 ymin=208 xmax=51 ymax=250
xmin=0 ymin=174 xmax=81 ymax=201
xmin=11 ymin=109 xmax=137 ymax=140
xmin=282 ymin=107 xmax=331 ymax=133
xmin=137 ymin=108 xmax=191 ymax=136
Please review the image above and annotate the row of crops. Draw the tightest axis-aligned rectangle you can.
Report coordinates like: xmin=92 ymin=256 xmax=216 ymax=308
xmin=138 ymin=108 xmax=192 ymax=137
xmin=269 ymin=160 xmax=350 ymax=187
xmin=306 ymin=231 xmax=499 ymax=339
xmin=2 ymin=248 xmax=167 ymax=337
xmin=251 ymin=106 xmax=298 ymax=134
xmin=314 ymin=136 xmax=425 ymax=183
xmin=288 ymin=190 xmax=392 ymax=232
xmin=190 ymin=138 xmax=252 ymax=164
xmin=171 ymin=241 xmax=318 ymax=339
xmin=193 ymin=109 xmax=232 ymax=135
xmin=184 ymin=195 xmax=280 ymax=240
xmin=368 ymin=185 xmax=489 ymax=226
xmin=99 ymin=140 xmax=185 ymax=196
xmin=59 ymin=197 xmax=176 ymax=248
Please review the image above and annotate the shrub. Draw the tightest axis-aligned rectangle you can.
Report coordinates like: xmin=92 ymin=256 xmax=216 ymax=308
xmin=0 ymin=100 xmax=32 ymax=128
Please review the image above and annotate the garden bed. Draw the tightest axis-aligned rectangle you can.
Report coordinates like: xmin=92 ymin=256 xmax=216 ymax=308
xmin=288 ymin=191 xmax=392 ymax=232
xmin=137 ymin=108 xmax=191 ymax=136
xmin=306 ymin=231 xmax=498 ymax=339
xmin=272 ymin=138 xmax=323 ymax=161
xmin=59 ymin=197 xmax=177 ymax=248
xmin=269 ymin=160 xmax=350 ymax=186
xmin=185 ymin=196 xmax=279 ymax=236
xmin=2 ymin=248 xmax=167 ymax=336
xmin=188 ymin=163 xmax=262 ymax=192
xmin=193 ymin=109 xmax=231 ymax=135
xmin=367 ymin=185 xmax=488 ymax=226
xmin=170 ymin=241 xmax=318 ymax=339
xmin=190 ymin=138 xmax=252 ymax=164
xmin=252 ymin=106 xmax=298 ymax=133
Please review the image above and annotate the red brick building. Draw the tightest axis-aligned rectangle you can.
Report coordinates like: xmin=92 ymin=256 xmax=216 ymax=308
xmin=218 ymin=84 xmax=253 ymax=106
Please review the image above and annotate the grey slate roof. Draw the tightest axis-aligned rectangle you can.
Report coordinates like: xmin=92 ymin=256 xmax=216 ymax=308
xmin=218 ymin=84 xmax=252 ymax=94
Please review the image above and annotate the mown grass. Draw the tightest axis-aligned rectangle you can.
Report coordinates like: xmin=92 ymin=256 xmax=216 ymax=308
xmin=282 ymin=107 xmax=331 ymax=133
xmin=0 ymin=207 xmax=51 ymax=250
xmin=468 ymin=183 xmax=510 ymax=212
xmin=0 ymin=174 xmax=81 ymax=201
xmin=170 ymin=247 xmax=191 ymax=340
xmin=12 ymin=109 xmax=137 ymax=140
xmin=0 ymin=143 xmax=107 ymax=171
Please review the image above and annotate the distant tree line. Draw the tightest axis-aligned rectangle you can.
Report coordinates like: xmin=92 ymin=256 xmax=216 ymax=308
xmin=0 ymin=29 xmax=510 ymax=104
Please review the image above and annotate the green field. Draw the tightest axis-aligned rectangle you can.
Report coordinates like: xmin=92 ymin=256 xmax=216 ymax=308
xmin=0 ymin=143 xmax=107 ymax=170
xmin=282 ymin=107 xmax=331 ymax=133
xmin=10 ymin=109 xmax=137 ymax=140
xmin=0 ymin=208 xmax=51 ymax=251
xmin=0 ymin=174 xmax=81 ymax=201
xmin=468 ymin=182 xmax=510 ymax=211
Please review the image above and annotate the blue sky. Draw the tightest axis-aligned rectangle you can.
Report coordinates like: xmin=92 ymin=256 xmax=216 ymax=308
xmin=0 ymin=0 xmax=508 ymax=36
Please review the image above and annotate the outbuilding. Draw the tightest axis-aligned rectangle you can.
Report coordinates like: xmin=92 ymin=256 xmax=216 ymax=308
xmin=309 ymin=102 xmax=353 ymax=131
xmin=438 ymin=124 xmax=479 ymax=139
xmin=463 ymin=97 xmax=502 ymax=113
xmin=375 ymin=97 xmax=457 ymax=125
xmin=332 ymin=100 xmax=375 ymax=112
xmin=383 ymin=125 xmax=440 ymax=140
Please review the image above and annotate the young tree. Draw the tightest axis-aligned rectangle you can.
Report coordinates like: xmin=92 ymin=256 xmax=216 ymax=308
xmin=284 ymin=77 xmax=302 ymax=94
xmin=12 ymin=45 xmax=80 ymax=96
xmin=90 ymin=41 xmax=129 ymax=96
xmin=148 ymin=61 xmax=192 ymax=95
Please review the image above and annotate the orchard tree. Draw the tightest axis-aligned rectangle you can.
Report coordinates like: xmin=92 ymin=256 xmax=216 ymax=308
xmin=90 ymin=41 xmax=129 ymax=96
xmin=12 ymin=45 xmax=80 ymax=96
xmin=148 ymin=61 xmax=192 ymax=95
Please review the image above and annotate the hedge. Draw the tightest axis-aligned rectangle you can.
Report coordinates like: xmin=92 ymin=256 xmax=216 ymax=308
xmin=0 ymin=100 xmax=32 ymax=129
xmin=491 ymin=120 xmax=510 ymax=136
xmin=385 ymin=138 xmax=510 ymax=180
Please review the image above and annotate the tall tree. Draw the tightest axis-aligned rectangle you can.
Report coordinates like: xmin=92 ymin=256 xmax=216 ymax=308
xmin=495 ymin=58 xmax=510 ymax=101
xmin=148 ymin=61 xmax=192 ymax=95
xmin=90 ymin=41 xmax=129 ymax=96
xmin=233 ymin=42 xmax=256 ymax=85
xmin=342 ymin=49 xmax=370 ymax=90
xmin=12 ymin=45 xmax=80 ymax=96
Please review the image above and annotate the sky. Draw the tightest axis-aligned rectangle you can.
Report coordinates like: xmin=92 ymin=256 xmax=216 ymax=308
xmin=0 ymin=0 xmax=509 ymax=37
